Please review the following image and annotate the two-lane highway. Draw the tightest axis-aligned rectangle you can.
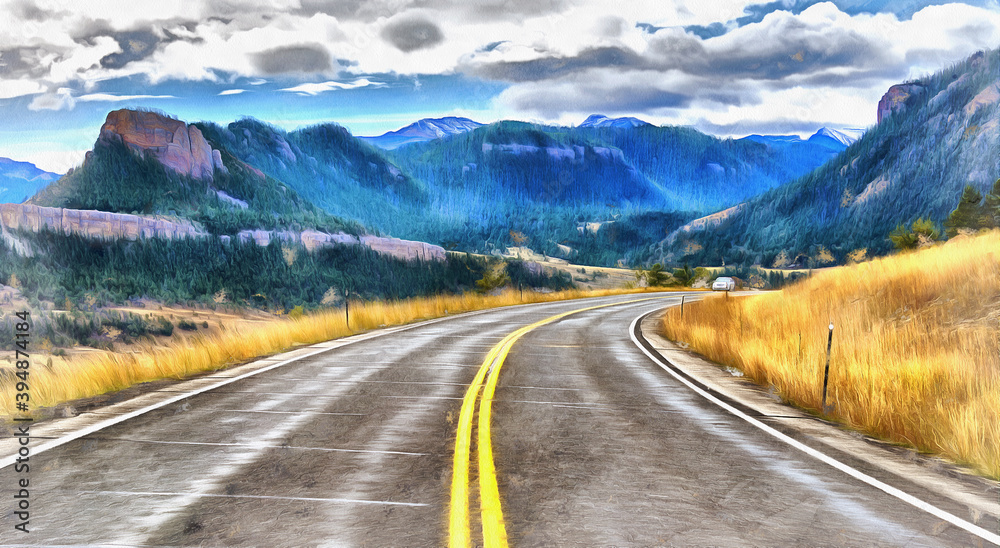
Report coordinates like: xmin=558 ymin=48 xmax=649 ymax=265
xmin=0 ymin=293 xmax=995 ymax=546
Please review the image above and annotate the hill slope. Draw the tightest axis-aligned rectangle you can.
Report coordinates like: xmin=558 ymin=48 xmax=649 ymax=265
xmin=655 ymin=48 xmax=1000 ymax=267
xmin=30 ymin=109 xmax=359 ymax=236
xmin=196 ymin=118 xmax=423 ymax=234
xmin=25 ymin=107 xmax=856 ymax=268
xmin=662 ymin=230 xmax=1000 ymax=478
xmin=201 ymin=114 xmax=850 ymax=266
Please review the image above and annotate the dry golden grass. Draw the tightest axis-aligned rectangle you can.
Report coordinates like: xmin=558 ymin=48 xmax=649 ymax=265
xmin=0 ymin=286 xmax=659 ymax=418
xmin=663 ymin=231 xmax=1000 ymax=478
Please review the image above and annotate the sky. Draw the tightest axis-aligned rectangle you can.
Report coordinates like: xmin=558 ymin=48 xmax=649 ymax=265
xmin=1 ymin=0 xmax=998 ymax=173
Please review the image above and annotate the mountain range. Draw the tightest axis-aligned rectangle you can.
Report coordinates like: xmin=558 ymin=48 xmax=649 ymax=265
xmin=579 ymin=114 xmax=653 ymax=129
xmin=19 ymin=105 xmax=848 ymax=266
xmin=5 ymin=48 xmax=995 ymax=271
xmin=360 ymin=117 xmax=484 ymax=150
xmin=0 ymin=109 xmax=875 ymax=268
xmin=653 ymin=48 xmax=999 ymax=267
xmin=0 ymin=157 xmax=61 ymax=203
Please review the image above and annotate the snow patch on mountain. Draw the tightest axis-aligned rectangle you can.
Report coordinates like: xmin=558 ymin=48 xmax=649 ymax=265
xmin=361 ymin=117 xmax=483 ymax=149
xmin=810 ymin=127 xmax=865 ymax=147
xmin=579 ymin=114 xmax=652 ymax=129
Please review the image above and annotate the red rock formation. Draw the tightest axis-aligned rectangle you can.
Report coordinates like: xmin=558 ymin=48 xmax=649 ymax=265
xmin=98 ymin=109 xmax=226 ymax=181
xmin=877 ymin=84 xmax=925 ymax=124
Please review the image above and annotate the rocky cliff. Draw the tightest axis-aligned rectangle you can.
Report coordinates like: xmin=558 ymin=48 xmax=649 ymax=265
xmin=877 ymin=84 xmax=926 ymax=124
xmin=0 ymin=203 xmax=445 ymax=262
xmin=235 ymin=228 xmax=446 ymax=261
xmin=0 ymin=203 xmax=206 ymax=240
xmin=96 ymin=109 xmax=226 ymax=181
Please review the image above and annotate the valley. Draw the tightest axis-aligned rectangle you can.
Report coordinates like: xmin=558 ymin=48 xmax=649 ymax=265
xmin=0 ymin=29 xmax=998 ymax=546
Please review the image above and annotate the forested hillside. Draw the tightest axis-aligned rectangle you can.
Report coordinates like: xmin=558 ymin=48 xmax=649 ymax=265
xmin=378 ymin=120 xmax=847 ymax=264
xmin=21 ymin=101 xmax=857 ymax=269
xmin=0 ymin=228 xmax=568 ymax=312
xmin=30 ymin=125 xmax=359 ymax=236
xmin=196 ymin=119 xmax=426 ymax=233
xmin=654 ymin=48 xmax=1000 ymax=268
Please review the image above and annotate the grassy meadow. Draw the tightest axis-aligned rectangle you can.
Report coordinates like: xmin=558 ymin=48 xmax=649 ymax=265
xmin=662 ymin=231 xmax=1000 ymax=478
xmin=0 ymin=286 xmax=660 ymax=418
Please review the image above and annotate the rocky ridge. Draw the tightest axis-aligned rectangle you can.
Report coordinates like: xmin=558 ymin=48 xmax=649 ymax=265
xmin=877 ymin=84 xmax=926 ymax=124
xmin=0 ymin=203 xmax=445 ymax=262
xmin=95 ymin=109 xmax=227 ymax=181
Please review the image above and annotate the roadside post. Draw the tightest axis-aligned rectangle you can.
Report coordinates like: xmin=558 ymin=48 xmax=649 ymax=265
xmin=345 ymin=290 xmax=350 ymax=329
xmin=821 ymin=322 xmax=834 ymax=411
xmin=680 ymin=295 xmax=685 ymax=318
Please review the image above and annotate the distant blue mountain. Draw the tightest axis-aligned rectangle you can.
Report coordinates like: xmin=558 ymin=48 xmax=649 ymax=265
xmin=579 ymin=114 xmax=652 ymax=129
xmin=743 ymin=127 xmax=864 ymax=149
xmin=361 ymin=117 xmax=484 ymax=150
xmin=809 ymin=127 xmax=866 ymax=149
xmin=739 ymin=127 xmax=865 ymax=172
xmin=653 ymin=47 xmax=999 ymax=267
xmin=0 ymin=157 xmax=61 ymax=203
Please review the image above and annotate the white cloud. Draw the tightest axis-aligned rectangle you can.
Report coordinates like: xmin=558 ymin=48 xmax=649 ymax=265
xmin=0 ymin=79 xmax=46 ymax=100
xmin=76 ymin=93 xmax=176 ymax=102
xmin=14 ymin=148 xmax=89 ymax=174
xmin=279 ymin=78 xmax=385 ymax=95
xmin=219 ymin=89 xmax=247 ymax=95
xmin=489 ymin=2 xmax=1000 ymax=128
xmin=0 ymin=0 xmax=997 ymax=137
xmin=28 ymin=88 xmax=76 ymax=111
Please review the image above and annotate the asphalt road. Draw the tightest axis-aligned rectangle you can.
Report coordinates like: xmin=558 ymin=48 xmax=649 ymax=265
xmin=0 ymin=293 xmax=995 ymax=546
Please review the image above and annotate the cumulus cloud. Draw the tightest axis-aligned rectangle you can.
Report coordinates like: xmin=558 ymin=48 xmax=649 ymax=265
xmin=253 ymin=44 xmax=333 ymax=74
xmin=496 ymin=68 xmax=693 ymax=118
xmin=478 ymin=2 xmax=1000 ymax=130
xmin=99 ymin=29 xmax=161 ymax=69
xmin=381 ymin=17 xmax=444 ymax=52
xmin=219 ymin=88 xmax=247 ymax=95
xmin=0 ymin=78 xmax=45 ymax=99
xmin=0 ymin=0 xmax=997 ymax=137
xmin=28 ymin=88 xmax=76 ymax=111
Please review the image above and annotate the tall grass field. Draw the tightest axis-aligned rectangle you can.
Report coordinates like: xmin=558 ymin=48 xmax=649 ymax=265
xmin=662 ymin=231 xmax=1000 ymax=479
xmin=0 ymin=287 xmax=656 ymax=419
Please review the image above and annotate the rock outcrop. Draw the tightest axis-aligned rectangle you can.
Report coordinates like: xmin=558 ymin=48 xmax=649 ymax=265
xmin=877 ymin=84 xmax=926 ymax=124
xmin=0 ymin=203 xmax=206 ymax=240
xmin=1 ymin=204 xmax=446 ymax=262
xmin=96 ymin=109 xmax=226 ymax=181
xmin=663 ymin=203 xmax=746 ymax=245
xmin=358 ymin=235 xmax=446 ymax=262
xmin=235 ymin=229 xmax=446 ymax=261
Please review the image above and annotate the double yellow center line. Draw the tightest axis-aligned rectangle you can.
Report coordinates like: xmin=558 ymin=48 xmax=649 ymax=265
xmin=448 ymin=297 xmax=666 ymax=548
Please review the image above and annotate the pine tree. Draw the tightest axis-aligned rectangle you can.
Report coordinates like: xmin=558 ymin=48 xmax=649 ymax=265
xmin=645 ymin=263 xmax=667 ymax=286
xmin=945 ymin=185 xmax=986 ymax=237
xmin=983 ymin=178 xmax=1000 ymax=228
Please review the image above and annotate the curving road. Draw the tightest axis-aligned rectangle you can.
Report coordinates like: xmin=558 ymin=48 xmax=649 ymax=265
xmin=0 ymin=293 xmax=996 ymax=546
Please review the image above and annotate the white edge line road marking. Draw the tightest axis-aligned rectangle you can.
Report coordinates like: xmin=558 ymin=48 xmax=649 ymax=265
xmin=629 ymin=311 xmax=1000 ymax=547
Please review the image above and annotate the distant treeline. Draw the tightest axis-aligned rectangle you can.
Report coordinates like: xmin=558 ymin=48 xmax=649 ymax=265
xmin=0 ymin=229 xmax=572 ymax=312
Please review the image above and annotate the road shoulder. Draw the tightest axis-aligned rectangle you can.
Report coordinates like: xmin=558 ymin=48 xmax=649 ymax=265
xmin=638 ymin=310 xmax=1000 ymax=531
